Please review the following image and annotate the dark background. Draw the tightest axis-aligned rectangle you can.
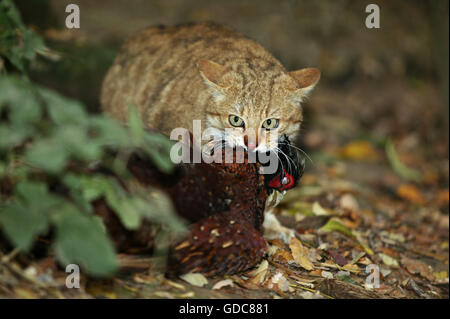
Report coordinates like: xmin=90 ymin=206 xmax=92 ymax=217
xmin=17 ymin=0 xmax=449 ymax=156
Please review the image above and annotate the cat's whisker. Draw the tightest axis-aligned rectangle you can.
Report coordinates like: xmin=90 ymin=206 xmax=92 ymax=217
xmin=275 ymin=146 xmax=297 ymax=173
xmin=273 ymin=146 xmax=290 ymax=172
xmin=281 ymin=148 xmax=298 ymax=172
xmin=279 ymin=142 xmax=313 ymax=164
xmin=272 ymin=149 xmax=285 ymax=176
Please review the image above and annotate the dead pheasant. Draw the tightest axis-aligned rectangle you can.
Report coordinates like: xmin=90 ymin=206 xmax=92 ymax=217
xmin=94 ymin=135 xmax=304 ymax=277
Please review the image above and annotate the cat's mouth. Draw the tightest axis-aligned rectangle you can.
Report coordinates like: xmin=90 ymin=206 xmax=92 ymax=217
xmin=207 ymin=134 xmax=305 ymax=191
xmin=262 ymin=135 xmax=305 ymax=193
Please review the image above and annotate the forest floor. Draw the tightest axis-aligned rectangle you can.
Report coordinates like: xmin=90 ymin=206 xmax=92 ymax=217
xmin=1 ymin=77 xmax=448 ymax=299
xmin=0 ymin=0 xmax=448 ymax=299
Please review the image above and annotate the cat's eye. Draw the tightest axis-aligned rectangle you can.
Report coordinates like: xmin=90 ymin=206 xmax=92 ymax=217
xmin=229 ymin=115 xmax=245 ymax=128
xmin=262 ymin=118 xmax=279 ymax=130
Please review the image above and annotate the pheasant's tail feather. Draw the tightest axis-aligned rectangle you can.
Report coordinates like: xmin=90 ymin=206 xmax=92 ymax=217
xmin=166 ymin=212 xmax=266 ymax=277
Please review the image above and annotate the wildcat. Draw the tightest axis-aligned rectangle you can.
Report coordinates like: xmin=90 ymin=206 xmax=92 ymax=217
xmin=101 ymin=23 xmax=320 ymax=154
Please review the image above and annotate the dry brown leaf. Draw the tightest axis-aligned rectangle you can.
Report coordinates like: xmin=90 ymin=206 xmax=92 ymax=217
xmin=273 ymin=249 xmax=294 ymax=263
xmin=400 ymin=256 xmax=434 ymax=281
xmin=342 ymin=263 xmax=361 ymax=274
xmin=247 ymin=259 xmax=269 ymax=285
xmin=289 ymin=237 xmax=314 ymax=270
xmin=437 ymin=189 xmax=449 ymax=206
xmin=338 ymin=140 xmax=379 ymax=161
xmin=396 ymin=184 xmax=426 ymax=205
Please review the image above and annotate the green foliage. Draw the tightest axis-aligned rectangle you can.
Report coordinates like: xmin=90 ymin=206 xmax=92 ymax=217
xmin=385 ymin=139 xmax=423 ymax=182
xmin=0 ymin=1 xmax=184 ymax=277
xmin=0 ymin=0 xmax=46 ymax=73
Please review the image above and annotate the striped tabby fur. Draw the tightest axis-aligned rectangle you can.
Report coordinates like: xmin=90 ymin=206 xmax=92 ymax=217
xmin=101 ymin=23 xmax=320 ymax=152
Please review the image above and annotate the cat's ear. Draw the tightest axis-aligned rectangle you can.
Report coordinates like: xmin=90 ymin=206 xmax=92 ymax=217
xmin=288 ymin=68 xmax=321 ymax=104
xmin=197 ymin=59 xmax=229 ymax=100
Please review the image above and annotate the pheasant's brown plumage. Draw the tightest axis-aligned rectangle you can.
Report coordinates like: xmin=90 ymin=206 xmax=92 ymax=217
xmin=94 ymin=137 xmax=303 ymax=277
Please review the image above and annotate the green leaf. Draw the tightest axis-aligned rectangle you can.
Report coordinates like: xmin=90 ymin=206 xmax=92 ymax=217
xmin=0 ymin=124 xmax=33 ymax=149
xmin=0 ymin=181 xmax=59 ymax=251
xmin=63 ymin=174 xmax=145 ymax=230
xmin=386 ymin=139 xmax=422 ymax=182
xmin=54 ymin=125 xmax=103 ymax=161
xmin=25 ymin=137 xmax=70 ymax=173
xmin=0 ymin=76 xmax=42 ymax=125
xmin=0 ymin=0 xmax=24 ymax=28
xmin=17 ymin=29 xmax=45 ymax=61
xmin=0 ymin=201 xmax=48 ymax=251
xmin=0 ymin=0 xmax=45 ymax=72
xmin=63 ymin=174 xmax=107 ymax=203
xmin=88 ymin=116 xmax=129 ymax=147
xmin=101 ymin=179 xmax=143 ymax=230
xmin=141 ymin=133 xmax=175 ymax=174
xmin=320 ymin=219 xmax=354 ymax=238
xmin=125 ymin=186 xmax=187 ymax=235
xmin=39 ymin=88 xmax=88 ymax=126
xmin=52 ymin=204 xmax=118 ymax=277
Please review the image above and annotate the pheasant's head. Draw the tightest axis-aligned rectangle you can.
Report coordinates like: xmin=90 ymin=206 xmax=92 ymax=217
xmin=263 ymin=135 xmax=305 ymax=205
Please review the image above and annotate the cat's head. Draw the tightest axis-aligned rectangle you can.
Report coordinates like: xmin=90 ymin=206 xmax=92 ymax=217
xmin=197 ymin=58 xmax=320 ymax=153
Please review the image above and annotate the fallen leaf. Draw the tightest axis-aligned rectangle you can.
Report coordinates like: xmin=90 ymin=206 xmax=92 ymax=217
xmin=433 ymin=271 xmax=449 ymax=284
xmin=342 ymin=263 xmax=361 ymax=274
xmin=339 ymin=140 xmax=379 ymax=161
xmin=437 ymin=189 xmax=449 ymax=206
xmin=270 ymin=272 xmax=290 ymax=292
xmin=329 ymin=250 xmax=348 ymax=266
xmin=312 ymin=201 xmax=331 ymax=216
xmin=177 ymin=291 xmax=195 ymax=298
xmin=388 ymin=233 xmax=405 ymax=243
xmin=273 ymin=249 xmax=294 ymax=263
xmin=320 ymin=219 xmax=354 ymax=238
xmin=321 ymin=271 xmax=333 ymax=279
xmin=400 ymin=256 xmax=434 ymax=281
xmin=247 ymin=260 xmax=268 ymax=285
xmin=212 ymin=279 xmax=234 ymax=290
xmin=289 ymin=237 xmax=314 ymax=270
xmin=179 ymin=273 xmax=208 ymax=287
xmin=397 ymin=184 xmax=426 ymax=205
xmin=339 ymin=194 xmax=359 ymax=212
xmin=166 ymin=280 xmax=185 ymax=290
xmin=379 ymin=253 xmax=399 ymax=267
xmin=154 ymin=291 xmax=175 ymax=298
xmin=380 ymin=268 xmax=392 ymax=278
xmin=267 ymin=244 xmax=279 ymax=256
xmin=386 ymin=139 xmax=422 ymax=182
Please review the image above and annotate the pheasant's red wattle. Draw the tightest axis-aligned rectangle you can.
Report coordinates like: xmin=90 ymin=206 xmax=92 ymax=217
xmin=268 ymin=169 xmax=294 ymax=191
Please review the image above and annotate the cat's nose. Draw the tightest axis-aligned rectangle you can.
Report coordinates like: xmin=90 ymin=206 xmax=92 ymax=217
xmin=244 ymin=135 xmax=257 ymax=151
xmin=247 ymin=142 xmax=257 ymax=151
